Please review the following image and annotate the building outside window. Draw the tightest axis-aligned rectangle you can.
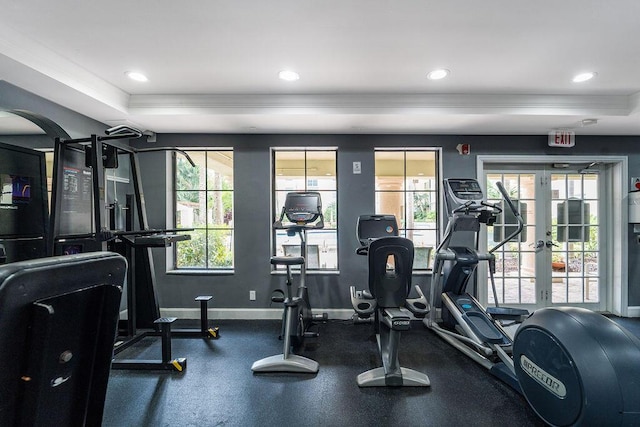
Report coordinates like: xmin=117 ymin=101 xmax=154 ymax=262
xmin=174 ymin=149 xmax=233 ymax=269
xmin=374 ymin=149 xmax=439 ymax=269
xmin=272 ymin=149 xmax=338 ymax=270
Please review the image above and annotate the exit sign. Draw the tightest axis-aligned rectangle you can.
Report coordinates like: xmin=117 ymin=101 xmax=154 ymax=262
xmin=548 ymin=131 xmax=575 ymax=147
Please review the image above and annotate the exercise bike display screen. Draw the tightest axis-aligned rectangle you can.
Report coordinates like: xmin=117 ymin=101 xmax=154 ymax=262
xmin=284 ymin=192 xmax=321 ymax=223
xmin=357 ymin=215 xmax=398 ymax=245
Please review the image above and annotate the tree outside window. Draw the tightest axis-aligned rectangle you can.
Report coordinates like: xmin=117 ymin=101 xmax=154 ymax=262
xmin=175 ymin=150 xmax=233 ymax=269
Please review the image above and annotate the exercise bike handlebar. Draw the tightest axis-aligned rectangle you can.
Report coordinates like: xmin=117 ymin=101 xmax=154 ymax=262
xmin=489 ymin=181 xmax=524 ymax=254
xmin=273 ymin=205 xmax=325 ymax=230
xmin=273 ymin=216 xmax=325 ymax=231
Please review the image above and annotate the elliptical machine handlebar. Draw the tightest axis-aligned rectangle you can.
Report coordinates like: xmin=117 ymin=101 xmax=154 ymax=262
xmin=489 ymin=181 xmax=524 ymax=254
xmin=452 ymin=200 xmax=502 ymax=215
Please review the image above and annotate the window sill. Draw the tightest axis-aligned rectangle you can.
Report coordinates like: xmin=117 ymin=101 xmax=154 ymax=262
xmin=270 ymin=270 xmax=340 ymax=275
xmin=167 ymin=269 xmax=235 ymax=276
xmin=413 ymin=270 xmax=433 ymax=275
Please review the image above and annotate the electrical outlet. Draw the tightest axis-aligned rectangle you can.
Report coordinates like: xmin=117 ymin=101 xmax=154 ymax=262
xmin=249 ymin=290 xmax=256 ymax=301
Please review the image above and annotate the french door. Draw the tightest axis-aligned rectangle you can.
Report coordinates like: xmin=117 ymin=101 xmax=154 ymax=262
xmin=482 ymin=166 xmax=604 ymax=311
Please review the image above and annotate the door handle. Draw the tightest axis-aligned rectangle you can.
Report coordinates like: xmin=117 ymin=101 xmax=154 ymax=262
xmin=532 ymin=240 xmax=545 ymax=253
xmin=545 ymin=240 xmax=559 ymax=248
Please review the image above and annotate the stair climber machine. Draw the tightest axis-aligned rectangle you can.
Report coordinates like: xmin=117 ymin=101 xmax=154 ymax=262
xmin=426 ymin=178 xmax=640 ymax=426
xmin=252 ymin=191 xmax=328 ymax=373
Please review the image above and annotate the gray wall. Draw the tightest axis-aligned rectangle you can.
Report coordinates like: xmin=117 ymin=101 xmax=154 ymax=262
xmin=1 ymin=81 xmax=639 ymax=310
xmin=134 ymin=133 xmax=640 ymax=311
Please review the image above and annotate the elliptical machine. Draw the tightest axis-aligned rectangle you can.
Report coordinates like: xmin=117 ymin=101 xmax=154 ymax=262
xmin=251 ymin=191 xmax=328 ymax=373
xmin=427 ymin=178 xmax=640 ymax=426
xmin=425 ymin=179 xmax=527 ymax=388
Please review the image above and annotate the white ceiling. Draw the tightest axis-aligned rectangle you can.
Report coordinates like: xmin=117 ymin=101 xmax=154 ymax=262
xmin=1 ymin=0 xmax=640 ymax=135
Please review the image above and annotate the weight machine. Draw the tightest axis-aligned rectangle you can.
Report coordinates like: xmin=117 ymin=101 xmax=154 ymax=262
xmin=49 ymin=126 xmax=218 ymax=372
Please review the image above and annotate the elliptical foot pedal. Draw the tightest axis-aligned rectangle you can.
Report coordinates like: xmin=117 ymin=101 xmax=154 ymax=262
xmin=487 ymin=306 xmax=529 ymax=322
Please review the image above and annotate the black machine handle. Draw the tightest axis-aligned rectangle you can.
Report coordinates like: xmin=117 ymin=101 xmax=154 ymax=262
xmin=452 ymin=200 xmax=502 ymax=215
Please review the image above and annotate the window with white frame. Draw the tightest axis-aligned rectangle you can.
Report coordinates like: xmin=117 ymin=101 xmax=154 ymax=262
xmin=272 ymin=149 xmax=338 ymax=270
xmin=174 ymin=149 xmax=234 ymax=269
xmin=374 ymin=149 xmax=440 ymax=269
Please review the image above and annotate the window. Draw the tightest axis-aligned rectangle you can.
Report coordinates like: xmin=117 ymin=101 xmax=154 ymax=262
xmin=374 ymin=149 xmax=440 ymax=269
xmin=174 ymin=150 xmax=233 ymax=269
xmin=273 ymin=149 xmax=337 ymax=270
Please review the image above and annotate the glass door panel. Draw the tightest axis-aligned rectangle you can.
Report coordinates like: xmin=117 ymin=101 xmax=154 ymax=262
xmin=486 ymin=173 xmax=538 ymax=307
xmin=550 ymin=173 xmax=600 ymax=305
xmin=484 ymin=168 xmax=602 ymax=310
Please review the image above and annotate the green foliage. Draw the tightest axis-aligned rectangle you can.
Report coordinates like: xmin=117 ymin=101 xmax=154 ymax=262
xmin=324 ymin=201 xmax=337 ymax=227
xmin=176 ymin=156 xmax=234 ymax=268
xmin=176 ymin=228 xmax=233 ymax=268
xmin=413 ymin=193 xmax=436 ymax=221
xmin=177 ymin=230 xmax=206 ymax=268
xmin=208 ymin=229 xmax=233 ymax=267
xmin=176 ymin=159 xmax=200 ymax=202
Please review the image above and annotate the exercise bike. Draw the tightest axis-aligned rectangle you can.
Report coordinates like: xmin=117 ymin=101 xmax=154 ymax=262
xmin=251 ymin=191 xmax=328 ymax=373
xmin=426 ymin=178 xmax=640 ymax=426
xmin=350 ymin=214 xmax=430 ymax=387
xmin=350 ymin=214 xmax=430 ymax=323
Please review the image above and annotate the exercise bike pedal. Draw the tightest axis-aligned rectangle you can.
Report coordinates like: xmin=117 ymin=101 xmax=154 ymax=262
xmin=312 ymin=313 xmax=328 ymax=322
xmin=270 ymin=289 xmax=285 ymax=303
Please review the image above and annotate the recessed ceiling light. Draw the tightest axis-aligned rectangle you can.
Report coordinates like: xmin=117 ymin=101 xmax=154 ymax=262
xmin=581 ymin=118 xmax=598 ymax=126
xmin=572 ymin=72 xmax=596 ymax=83
xmin=125 ymin=71 xmax=148 ymax=82
xmin=278 ymin=70 xmax=300 ymax=81
xmin=427 ymin=69 xmax=450 ymax=80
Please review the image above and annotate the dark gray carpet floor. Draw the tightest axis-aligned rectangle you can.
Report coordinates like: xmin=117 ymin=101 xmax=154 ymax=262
xmin=104 ymin=319 xmax=548 ymax=427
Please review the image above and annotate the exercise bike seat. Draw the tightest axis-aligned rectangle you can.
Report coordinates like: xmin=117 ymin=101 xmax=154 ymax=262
xmin=270 ymin=256 xmax=305 ymax=266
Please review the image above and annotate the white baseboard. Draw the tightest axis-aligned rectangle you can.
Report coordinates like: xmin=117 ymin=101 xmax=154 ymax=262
xmin=627 ymin=306 xmax=640 ymax=317
xmin=159 ymin=307 xmax=356 ymax=320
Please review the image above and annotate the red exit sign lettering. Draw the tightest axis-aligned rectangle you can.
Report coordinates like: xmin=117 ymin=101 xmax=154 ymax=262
xmin=548 ymin=131 xmax=575 ymax=147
